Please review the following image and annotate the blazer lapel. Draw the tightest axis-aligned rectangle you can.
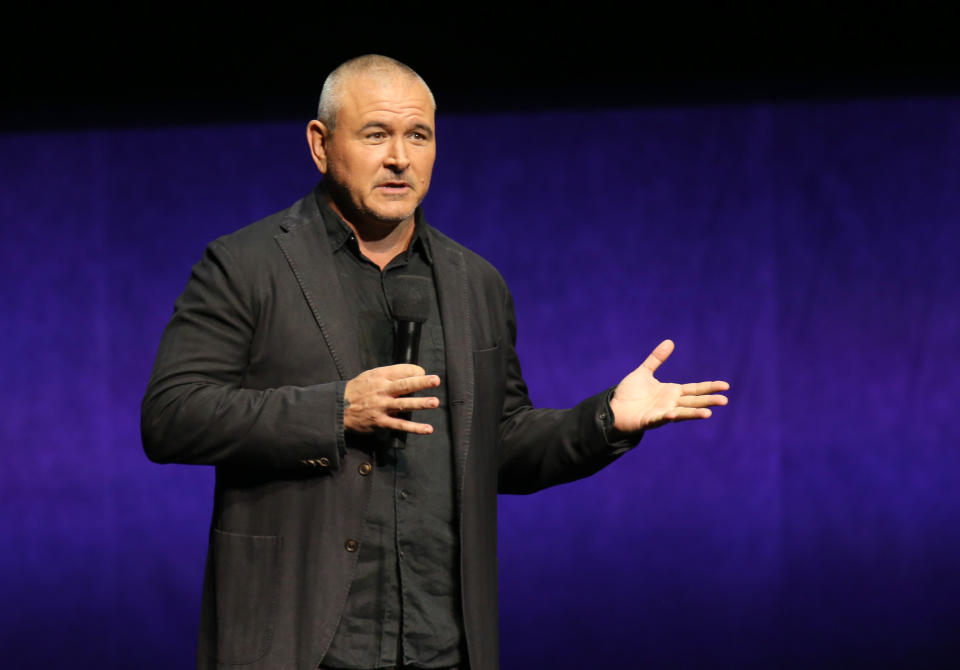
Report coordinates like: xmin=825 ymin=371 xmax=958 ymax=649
xmin=430 ymin=230 xmax=474 ymax=495
xmin=274 ymin=192 xmax=363 ymax=381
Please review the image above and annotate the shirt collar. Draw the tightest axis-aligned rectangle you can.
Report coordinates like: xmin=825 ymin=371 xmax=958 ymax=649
xmin=314 ymin=182 xmax=433 ymax=265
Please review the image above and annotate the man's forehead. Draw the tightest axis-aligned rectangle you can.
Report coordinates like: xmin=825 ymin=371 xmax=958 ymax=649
xmin=340 ymin=73 xmax=434 ymax=118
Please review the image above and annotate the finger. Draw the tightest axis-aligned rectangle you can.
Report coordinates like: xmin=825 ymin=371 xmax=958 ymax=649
xmin=665 ymin=407 xmax=712 ymax=421
xmin=677 ymin=394 xmax=727 ymax=408
xmin=389 ymin=396 xmax=441 ymax=412
xmin=680 ymin=380 xmax=729 ymax=395
xmin=382 ymin=416 xmax=434 ymax=435
xmin=379 ymin=364 xmax=427 ymax=380
xmin=387 ymin=374 xmax=441 ymax=396
xmin=639 ymin=339 xmax=675 ymax=374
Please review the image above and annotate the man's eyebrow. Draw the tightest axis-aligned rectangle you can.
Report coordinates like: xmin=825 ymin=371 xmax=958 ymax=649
xmin=357 ymin=121 xmax=433 ymax=137
xmin=359 ymin=122 xmax=389 ymax=132
xmin=410 ymin=123 xmax=434 ymax=137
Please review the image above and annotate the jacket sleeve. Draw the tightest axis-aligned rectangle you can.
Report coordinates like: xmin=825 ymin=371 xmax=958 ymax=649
xmin=495 ymin=286 xmax=640 ymax=495
xmin=141 ymin=239 xmax=346 ymax=470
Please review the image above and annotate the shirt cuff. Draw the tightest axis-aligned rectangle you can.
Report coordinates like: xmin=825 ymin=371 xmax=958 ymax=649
xmin=599 ymin=387 xmax=642 ymax=455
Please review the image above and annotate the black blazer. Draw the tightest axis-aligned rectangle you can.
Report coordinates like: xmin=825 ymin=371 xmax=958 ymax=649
xmin=141 ymin=185 xmax=624 ymax=670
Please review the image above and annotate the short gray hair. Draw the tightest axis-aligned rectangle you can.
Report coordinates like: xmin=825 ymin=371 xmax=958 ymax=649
xmin=316 ymin=54 xmax=436 ymax=130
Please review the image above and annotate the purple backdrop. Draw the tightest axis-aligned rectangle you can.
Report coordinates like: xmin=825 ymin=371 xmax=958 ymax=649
xmin=2 ymin=99 xmax=958 ymax=668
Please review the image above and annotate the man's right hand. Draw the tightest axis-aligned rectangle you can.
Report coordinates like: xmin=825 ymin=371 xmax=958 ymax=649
xmin=343 ymin=364 xmax=441 ymax=435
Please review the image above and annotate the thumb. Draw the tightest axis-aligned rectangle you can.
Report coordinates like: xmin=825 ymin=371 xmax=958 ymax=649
xmin=639 ymin=339 xmax=675 ymax=375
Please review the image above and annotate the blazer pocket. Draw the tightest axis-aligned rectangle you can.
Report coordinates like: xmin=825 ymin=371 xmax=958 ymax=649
xmin=473 ymin=339 xmax=502 ymax=370
xmin=208 ymin=529 xmax=282 ymax=665
xmin=472 ymin=340 xmax=507 ymax=456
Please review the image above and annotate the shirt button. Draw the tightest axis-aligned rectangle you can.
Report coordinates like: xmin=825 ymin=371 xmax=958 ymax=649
xmin=344 ymin=539 xmax=359 ymax=552
xmin=399 ymin=490 xmax=409 ymax=499
xmin=358 ymin=462 xmax=373 ymax=476
xmin=318 ymin=457 xmax=330 ymax=467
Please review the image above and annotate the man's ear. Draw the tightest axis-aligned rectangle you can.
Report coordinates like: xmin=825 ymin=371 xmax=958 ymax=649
xmin=306 ymin=120 xmax=330 ymax=174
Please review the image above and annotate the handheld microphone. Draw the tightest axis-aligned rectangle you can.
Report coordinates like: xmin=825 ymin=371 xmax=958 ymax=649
xmin=389 ymin=276 xmax=432 ymax=448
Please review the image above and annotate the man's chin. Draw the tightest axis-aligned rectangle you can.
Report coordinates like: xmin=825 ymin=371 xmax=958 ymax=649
xmin=365 ymin=203 xmax=418 ymax=227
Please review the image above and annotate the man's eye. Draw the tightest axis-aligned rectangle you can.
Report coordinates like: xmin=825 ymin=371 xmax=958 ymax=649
xmin=367 ymin=131 xmax=386 ymax=140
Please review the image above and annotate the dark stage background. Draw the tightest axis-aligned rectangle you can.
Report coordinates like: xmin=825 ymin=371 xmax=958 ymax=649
xmin=3 ymin=12 xmax=960 ymax=667
xmin=3 ymin=97 xmax=958 ymax=668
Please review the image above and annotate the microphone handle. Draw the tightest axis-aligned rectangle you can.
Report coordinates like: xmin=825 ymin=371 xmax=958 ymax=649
xmin=393 ymin=321 xmax=422 ymax=365
xmin=392 ymin=320 xmax=423 ymax=448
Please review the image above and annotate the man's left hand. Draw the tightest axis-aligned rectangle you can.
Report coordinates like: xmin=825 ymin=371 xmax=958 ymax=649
xmin=609 ymin=339 xmax=729 ymax=435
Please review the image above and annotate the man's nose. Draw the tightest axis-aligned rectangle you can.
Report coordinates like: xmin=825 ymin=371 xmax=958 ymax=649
xmin=384 ymin=137 xmax=410 ymax=172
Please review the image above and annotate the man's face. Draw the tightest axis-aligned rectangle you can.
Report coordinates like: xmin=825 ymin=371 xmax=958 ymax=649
xmin=314 ymin=74 xmax=436 ymax=231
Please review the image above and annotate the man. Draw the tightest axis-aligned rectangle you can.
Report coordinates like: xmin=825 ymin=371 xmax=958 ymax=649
xmin=141 ymin=55 xmax=729 ymax=670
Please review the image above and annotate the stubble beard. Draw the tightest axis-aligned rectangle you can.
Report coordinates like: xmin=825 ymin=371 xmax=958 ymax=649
xmin=324 ymin=176 xmax=419 ymax=238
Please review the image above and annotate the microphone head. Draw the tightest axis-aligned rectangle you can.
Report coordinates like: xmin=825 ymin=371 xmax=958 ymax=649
xmin=389 ymin=275 xmax=432 ymax=323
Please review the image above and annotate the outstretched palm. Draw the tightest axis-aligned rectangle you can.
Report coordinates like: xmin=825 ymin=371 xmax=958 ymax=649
xmin=609 ymin=340 xmax=730 ymax=434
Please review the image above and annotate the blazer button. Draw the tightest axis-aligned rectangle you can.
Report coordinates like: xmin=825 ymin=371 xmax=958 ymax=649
xmin=344 ymin=539 xmax=359 ymax=552
xmin=318 ymin=457 xmax=330 ymax=467
xmin=358 ymin=462 xmax=373 ymax=476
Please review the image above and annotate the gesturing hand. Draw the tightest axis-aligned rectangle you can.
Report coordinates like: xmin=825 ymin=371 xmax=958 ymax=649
xmin=344 ymin=364 xmax=441 ymax=435
xmin=609 ymin=340 xmax=729 ymax=434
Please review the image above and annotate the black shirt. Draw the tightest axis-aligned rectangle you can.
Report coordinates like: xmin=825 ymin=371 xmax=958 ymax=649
xmin=318 ymin=193 xmax=463 ymax=669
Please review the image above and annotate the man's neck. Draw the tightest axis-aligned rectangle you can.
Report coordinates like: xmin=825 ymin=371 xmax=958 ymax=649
xmin=354 ymin=219 xmax=416 ymax=271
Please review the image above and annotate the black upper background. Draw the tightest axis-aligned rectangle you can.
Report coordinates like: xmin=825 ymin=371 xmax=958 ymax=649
xmin=2 ymin=6 xmax=958 ymax=129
